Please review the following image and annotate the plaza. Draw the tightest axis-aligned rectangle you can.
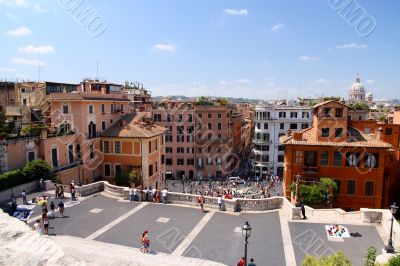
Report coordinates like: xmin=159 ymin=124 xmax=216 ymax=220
xmin=1 ymin=188 xmax=387 ymax=266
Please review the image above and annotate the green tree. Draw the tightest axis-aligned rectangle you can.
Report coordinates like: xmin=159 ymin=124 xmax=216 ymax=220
xmin=299 ymin=178 xmax=337 ymax=206
xmin=387 ymin=253 xmax=400 ymax=266
xmin=22 ymin=159 xmax=55 ymax=181
xmin=302 ymin=251 xmax=351 ymax=266
xmin=363 ymin=246 xmax=376 ymax=266
xmin=129 ymin=169 xmax=142 ymax=187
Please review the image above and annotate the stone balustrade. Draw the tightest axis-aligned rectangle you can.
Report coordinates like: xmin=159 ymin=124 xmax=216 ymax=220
xmin=76 ymin=182 xmax=104 ymax=197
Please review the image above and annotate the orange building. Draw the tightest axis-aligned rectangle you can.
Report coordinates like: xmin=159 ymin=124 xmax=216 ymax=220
xmin=280 ymin=100 xmax=393 ymax=210
xmin=101 ymin=115 xmax=166 ymax=189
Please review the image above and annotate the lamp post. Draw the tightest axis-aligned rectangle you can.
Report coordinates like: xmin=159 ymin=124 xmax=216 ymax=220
xmin=295 ymin=174 xmax=301 ymax=207
xmin=242 ymin=221 xmax=252 ymax=266
xmin=385 ymin=203 xmax=398 ymax=253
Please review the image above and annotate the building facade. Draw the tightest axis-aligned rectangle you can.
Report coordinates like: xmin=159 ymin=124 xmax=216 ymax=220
xmin=253 ymin=102 xmax=312 ymax=177
xmin=280 ymin=101 xmax=392 ymax=210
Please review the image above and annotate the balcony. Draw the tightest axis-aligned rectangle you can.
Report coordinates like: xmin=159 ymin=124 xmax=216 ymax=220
xmin=302 ymin=165 xmax=319 ymax=174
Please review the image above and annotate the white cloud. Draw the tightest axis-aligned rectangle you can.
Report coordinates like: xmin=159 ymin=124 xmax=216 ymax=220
xmin=366 ymin=79 xmax=375 ymax=84
xmin=223 ymin=8 xmax=248 ymax=16
xmin=5 ymin=26 xmax=31 ymax=37
xmin=10 ymin=57 xmax=46 ymax=66
xmin=18 ymin=45 xmax=55 ymax=54
xmin=0 ymin=0 xmax=29 ymax=7
xmin=153 ymin=43 xmax=176 ymax=52
xmin=236 ymin=79 xmax=251 ymax=83
xmin=299 ymin=56 xmax=320 ymax=61
xmin=5 ymin=12 xmax=17 ymax=18
xmin=270 ymin=23 xmax=285 ymax=32
xmin=0 ymin=67 xmax=16 ymax=72
xmin=219 ymin=80 xmax=227 ymax=85
xmin=336 ymin=42 xmax=367 ymax=49
xmin=33 ymin=4 xmax=47 ymax=12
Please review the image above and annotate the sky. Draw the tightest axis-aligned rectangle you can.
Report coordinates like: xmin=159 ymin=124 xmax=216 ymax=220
xmin=0 ymin=0 xmax=399 ymax=100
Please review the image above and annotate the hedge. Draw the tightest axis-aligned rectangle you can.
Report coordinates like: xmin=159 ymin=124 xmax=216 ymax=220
xmin=0 ymin=169 xmax=30 ymax=191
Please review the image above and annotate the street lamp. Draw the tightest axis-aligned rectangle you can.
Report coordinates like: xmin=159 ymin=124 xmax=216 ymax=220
xmin=385 ymin=203 xmax=398 ymax=253
xmin=242 ymin=221 xmax=252 ymax=266
xmin=295 ymin=174 xmax=301 ymax=207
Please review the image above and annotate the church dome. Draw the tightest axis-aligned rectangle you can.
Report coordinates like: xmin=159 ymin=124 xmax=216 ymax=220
xmin=348 ymin=75 xmax=366 ymax=101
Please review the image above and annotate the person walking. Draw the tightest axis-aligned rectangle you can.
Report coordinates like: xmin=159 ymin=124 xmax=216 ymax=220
xmin=143 ymin=187 xmax=148 ymax=202
xmin=21 ymin=190 xmax=27 ymax=204
xmin=301 ymin=202 xmax=307 ymax=219
xmin=217 ymin=194 xmax=222 ymax=211
xmin=42 ymin=213 xmax=49 ymax=235
xmin=198 ymin=195 xmax=204 ymax=212
xmin=50 ymin=201 xmax=55 ymax=218
xmin=58 ymin=200 xmax=64 ymax=217
xmin=161 ymin=188 xmax=168 ymax=204
xmin=71 ymin=187 xmax=77 ymax=201
xmin=39 ymin=179 xmax=44 ymax=191
xmin=140 ymin=230 xmax=150 ymax=253
xmin=248 ymin=258 xmax=256 ymax=266
xmin=133 ymin=187 xmax=138 ymax=201
xmin=237 ymin=257 xmax=245 ymax=266
xmin=55 ymin=184 xmax=59 ymax=199
xmin=152 ymin=187 xmax=156 ymax=202
xmin=59 ymin=185 xmax=64 ymax=199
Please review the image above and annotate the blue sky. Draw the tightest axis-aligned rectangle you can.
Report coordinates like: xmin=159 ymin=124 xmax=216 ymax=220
xmin=0 ymin=0 xmax=399 ymax=100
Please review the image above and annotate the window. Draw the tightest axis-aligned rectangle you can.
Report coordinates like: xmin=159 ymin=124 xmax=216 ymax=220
xmin=103 ymin=141 xmax=110 ymax=153
xmin=304 ymin=151 xmax=317 ymax=167
xmin=186 ymin=135 xmax=194 ymax=142
xmin=198 ymin=113 xmax=202 ymax=118
xmin=335 ymin=108 xmax=343 ymax=118
xmin=385 ymin=128 xmax=393 ymax=135
xmin=27 ymin=151 xmax=35 ymax=162
xmin=364 ymin=153 xmax=378 ymax=168
xmin=334 ymin=180 xmax=341 ymax=194
xmin=177 ymin=135 xmax=184 ymax=142
xmin=323 ymin=108 xmax=331 ymax=117
xmin=264 ymin=123 xmax=268 ymax=130
xmin=165 ymin=135 xmax=172 ymax=142
xmin=167 ymin=114 xmax=172 ymax=122
xmin=290 ymin=112 xmax=298 ymax=118
xmin=290 ymin=123 xmax=298 ymax=129
xmin=278 ymin=155 xmax=284 ymax=162
xmin=218 ymin=123 xmax=222 ymax=130
xmin=177 ymin=147 xmax=184 ymax=153
xmin=208 ymin=113 xmax=212 ymax=119
xmin=279 ymin=112 xmax=286 ymax=118
xmin=280 ymin=123 xmax=284 ymax=130
xmin=358 ymin=115 xmax=362 ymax=121
xmin=148 ymin=164 xmax=153 ymax=176
xmin=365 ymin=181 xmax=374 ymax=196
xmin=177 ymin=159 xmax=184 ymax=165
xmin=155 ymin=139 xmax=158 ymax=150
xmin=67 ymin=144 xmax=74 ymax=163
xmin=148 ymin=141 xmax=152 ymax=153
xmin=335 ymin=128 xmax=343 ymax=138
xmin=177 ymin=126 xmax=184 ymax=134
xmin=301 ymin=123 xmax=309 ymax=129
xmin=198 ymin=123 xmax=203 ymax=130
xmin=101 ymin=104 xmax=105 ymax=113
xmin=218 ymin=113 xmax=222 ymax=119
xmin=115 ymin=165 xmax=122 ymax=176
xmin=321 ymin=128 xmax=329 ymax=137
xmin=333 ymin=152 xmax=342 ymax=166
xmin=115 ymin=141 xmax=121 ymax=154
xmin=104 ymin=164 xmax=111 ymax=177
xmin=346 ymin=153 xmax=359 ymax=167
xmin=188 ymin=114 xmax=193 ymax=122
xmin=187 ymin=126 xmax=194 ymax=134
xmin=166 ymin=158 xmax=172 ymax=165
xmin=320 ymin=151 xmax=329 ymax=166
xmin=51 ymin=147 xmax=58 ymax=168
xmin=208 ymin=133 xmax=212 ymax=140
xmin=187 ymin=159 xmax=194 ymax=165
xmin=161 ymin=155 xmax=164 ymax=165
xmin=102 ymin=121 xmax=106 ymax=131
xmin=257 ymin=123 xmax=260 ymax=129
xmin=302 ymin=112 xmax=309 ymax=119
xmin=347 ymin=180 xmax=355 ymax=195
xmin=88 ymin=105 xmax=94 ymax=114
xmin=110 ymin=104 xmax=114 ymax=113
xmin=207 ymin=146 xmax=211 ymax=153
xmin=166 ymin=147 xmax=172 ymax=153
xmin=63 ymin=105 xmax=69 ymax=114
xmin=262 ymin=155 xmax=269 ymax=162
xmin=278 ymin=145 xmax=284 ymax=151
xmin=178 ymin=114 xmax=183 ymax=122
xmin=208 ymin=123 xmax=212 ymax=130
xmin=207 ymin=158 xmax=212 ymax=165
xmin=90 ymin=144 xmax=94 ymax=159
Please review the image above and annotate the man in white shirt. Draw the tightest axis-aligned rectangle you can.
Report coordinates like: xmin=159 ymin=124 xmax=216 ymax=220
xmin=152 ymin=187 xmax=157 ymax=202
xmin=21 ymin=190 xmax=27 ymax=204
xmin=133 ymin=187 xmax=138 ymax=201
xmin=161 ymin=188 xmax=168 ymax=204
xmin=217 ymin=194 xmax=223 ymax=211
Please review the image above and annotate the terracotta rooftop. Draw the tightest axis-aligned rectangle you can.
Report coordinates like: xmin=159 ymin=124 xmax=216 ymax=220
xmin=102 ymin=115 xmax=166 ymax=138
xmin=48 ymin=92 xmax=129 ymax=102
xmin=280 ymin=126 xmax=392 ymax=148
xmin=312 ymin=100 xmax=349 ymax=109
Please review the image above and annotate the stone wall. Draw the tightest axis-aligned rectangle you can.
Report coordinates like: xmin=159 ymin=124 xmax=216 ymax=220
xmin=0 ymin=180 xmax=39 ymax=203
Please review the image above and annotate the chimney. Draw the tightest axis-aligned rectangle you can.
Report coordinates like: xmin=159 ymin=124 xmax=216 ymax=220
xmin=293 ymin=131 xmax=303 ymax=141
